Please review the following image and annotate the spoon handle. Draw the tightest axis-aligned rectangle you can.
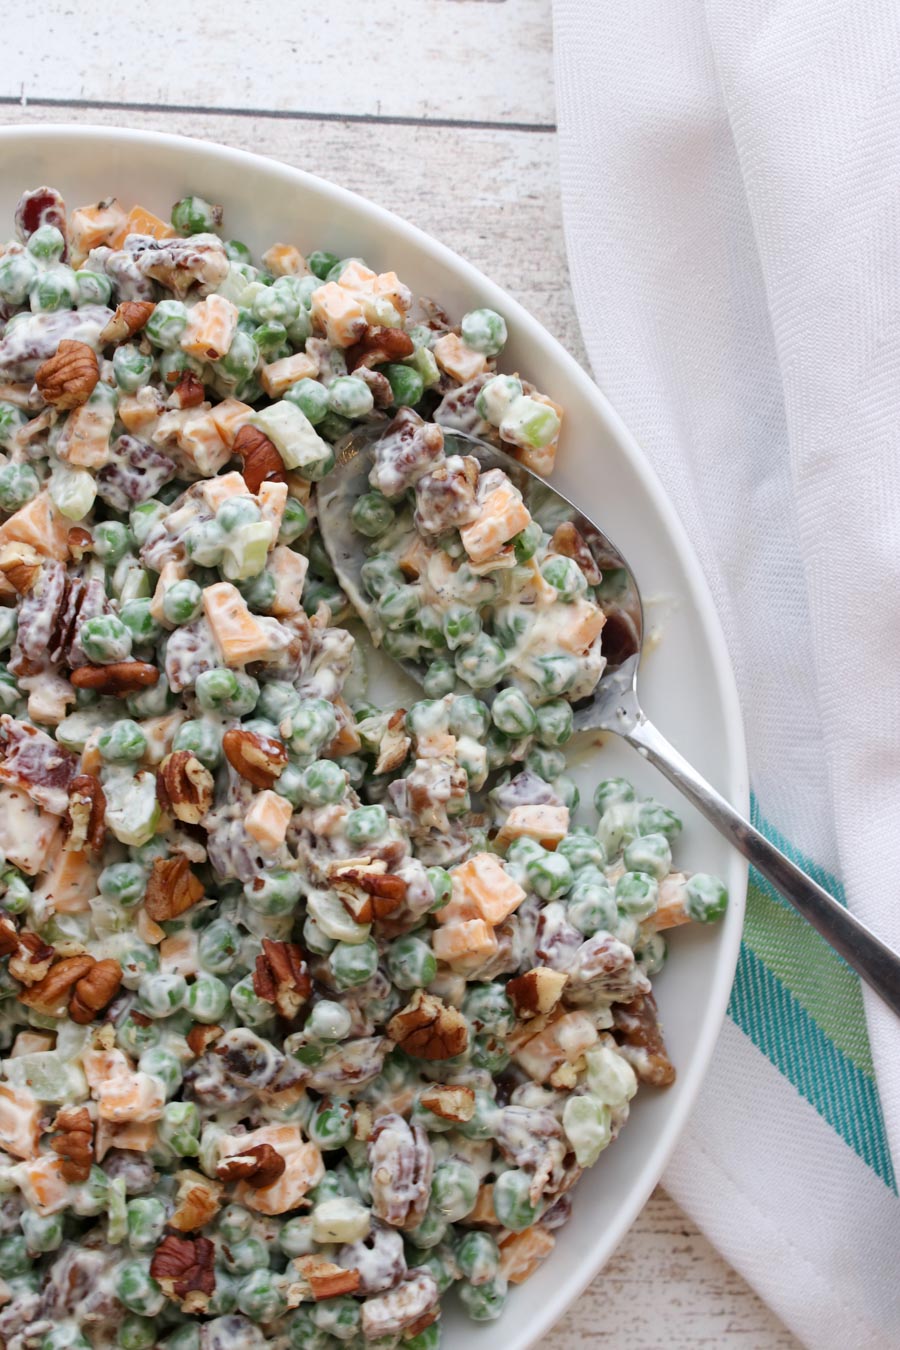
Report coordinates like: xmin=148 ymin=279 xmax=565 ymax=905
xmin=626 ymin=713 xmax=900 ymax=1020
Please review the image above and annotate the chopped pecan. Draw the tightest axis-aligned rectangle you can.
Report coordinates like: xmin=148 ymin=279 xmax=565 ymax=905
xmin=360 ymin=1270 xmax=439 ymax=1340
xmin=51 ymin=1105 xmax=93 ymax=1183
xmin=68 ymin=958 xmax=122 ymax=1024
xmin=295 ymin=1255 xmax=361 ymax=1300
xmin=356 ymin=366 xmax=394 ymax=408
xmin=150 ymin=1233 xmax=216 ymax=1313
xmin=8 ymin=930 xmax=55 ymax=985
xmin=169 ymin=1170 xmax=222 ymax=1233
xmin=216 ymin=1142 xmax=286 ymax=1189
xmin=70 ymin=661 xmax=159 ymax=695
xmin=66 ymin=772 xmax=106 ymax=854
xmin=233 ymin=423 xmax=287 ymax=494
xmin=186 ymin=1023 xmax=223 ymax=1056
xmin=35 ymin=340 xmax=100 ymax=410
xmin=252 ymin=939 xmax=311 ymax=1019
xmin=419 ymin=1083 xmax=475 ymax=1124
xmin=0 ymin=542 xmax=42 ymax=595
xmin=144 ymin=856 xmax=204 ymax=922
xmin=0 ymin=916 xmax=16 ymax=959
xmin=168 ymin=369 xmax=206 ymax=410
xmin=333 ymin=862 xmax=407 ymax=924
xmin=157 ymin=751 xmax=214 ymax=825
xmin=98 ymin=300 xmax=156 ymax=345
xmin=549 ymin=521 xmax=601 ymax=586
xmin=387 ymin=990 xmax=468 ymax=1060
xmin=346 ymin=324 xmax=415 ymax=371
xmin=369 ymin=1114 xmax=434 ymax=1230
xmin=374 ymin=709 xmax=411 ymax=776
xmin=506 ymin=967 xmax=568 ymax=1020
xmin=612 ymin=992 xmax=676 ymax=1087
xmin=66 ymin=526 xmax=93 ymax=562
xmin=222 ymin=727 xmax=288 ymax=790
xmin=18 ymin=954 xmax=95 ymax=1016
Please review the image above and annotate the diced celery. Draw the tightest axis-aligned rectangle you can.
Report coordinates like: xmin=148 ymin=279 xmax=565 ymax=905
xmin=251 ymin=401 xmax=332 ymax=478
xmin=104 ymin=771 xmax=161 ymax=847
xmin=220 ymin=520 xmax=275 ymax=581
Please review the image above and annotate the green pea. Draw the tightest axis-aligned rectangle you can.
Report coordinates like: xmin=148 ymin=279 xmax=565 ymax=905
xmin=80 ymin=614 xmax=132 ymax=664
xmin=0 ymin=1235 xmax=28 ymax=1278
xmin=492 ymin=603 xmax=529 ymax=650
xmin=162 ymin=578 xmax=202 ymax=626
xmin=136 ymin=974 xmax=187 ymax=1023
xmin=329 ymin=937 xmax=378 ymax=989
xmin=308 ymin=250 xmax=340 ymax=280
xmin=144 ymin=298 xmax=188 ymax=349
xmin=98 ymin=718 xmax=147 ymax=764
xmin=117 ymin=1011 xmax=161 ymax=1057
xmin=285 ymin=697 xmax=338 ymax=756
xmin=185 ymin=973 xmax=230 ymax=1024
xmin=192 ymin=667 xmax=237 ymax=713
xmin=409 ymin=1241 xmax=457 ymax=1295
xmin=0 ymin=461 xmax=39 ymax=511
xmin=351 ymin=490 xmax=395 ymax=538
xmin=387 ymin=934 xmax=437 ymax=989
xmin=375 ymin=584 xmax=420 ymax=631
xmin=26 ymin=223 xmax=65 ymax=260
xmin=533 ymin=652 xmax=579 ymax=697
xmin=460 ymin=1275 xmax=509 ymax=1322
xmin=431 ymin=1159 xmax=479 ymax=1222
xmin=218 ymin=1204 xmax=253 ymax=1244
xmin=99 ymin=861 xmax=147 ymax=906
xmin=119 ymin=1315 xmax=156 ymax=1350
xmin=41 ymin=1330 xmax=91 ymax=1350
xmin=31 ymin=265 xmax=78 ymax=312
xmin=311 ymin=1293 xmax=360 ymax=1340
xmin=328 ymin=374 xmax=374 ymax=419
xmin=205 ymin=1267 xmax=239 ymax=1316
xmin=115 ymin=1259 xmax=165 ymax=1317
xmin=307 ymin=1097 xmax=354 ymax=1150
xmin=304 ymin=999 xmax=353 ymax=1043
xmin=282 ymin=376 xmax=330 ymax=427
xmin=456 ymin=1229 xmax=500 ymax=1285
xmin=75 ymin=268 xmax=113 ymax=305
xmin=525 ymin=847 xmax=573 ymax=900
xmin=222 ymin=671 xmax=260 ymax=716
xmin=469 ymin=1032 xmax=509 ymax=1074
xmin=636 ymin=799 xmax=683 ymax=843
xmin=448 ymin=694 xmax=490 ymax=740
xmin=406 ymin=1206 xmax=448 ymax=1247
xmin=513 ymin=519 xmax=543 ymax=563
xmin=0 ymin=609 xmax=16 ymax=653
xmin=406 ymin=1323 xmax=442 ymax=1350
xmin=635 ymin=930 xmax=668 ymax=975
xmin=174 ymin=718 xmax=222 ymax=770
xmin=454 ymin=633 xmax=507 ymax=689
xmin=224 ymin=1236 xmax=269 ymax=1274
xmin=195 ymin=920 xmax=240 ymax=976
xmin=345 ymin=804 xmax=388 ymax=847
xmin=557 ymin=829 xmax=606 ymax=872
xmin=554 ymin=773 xmax=580 ymax=812
xmin=423 ymin=659 xmax=456 ymax=698
xmin=119 ymin=944 xmax=159 ymax=991
xmin=383 ymin=362 xmax=424 ymax=407
xmin=244 ymin=867 xmax=303 ymax=917
xmin=594 ymin=777 xmax=635 ymax=816
xmin=117 ymin=598 xmax=160 ymax=647
xmin=230 ymin=974 xmax=275 ymax=1027
xmin=623 ymin=831 xmax=672 ymax=881
xmin=360 ymin=554 xmax=404 ymax=602
xmin=381 ymin=627 xmax=422 ymax=662
xmin=534 ymin=698 xmax=574 ymax=747
xmin=20 ymin=1209 xmax=63 ymax=1254
xmin=299 ymin=758 xmax=347 ymax=807
xmin=225 ymin=239 xmax=252 ymax=264
xmin=171 ymin=194 xmax=221 ymax=234
xmin=422 ymin=866 xmax=451 ymax=913
xmin=493 ymin=1169 xmax=539 ymax=1231
xmin=685 ymin=873 xmax=728 ymax=923
xmin=0 ymin=251 xmax=38 ymax=303
xmin=461 ymin=985 xmax=514 ymax=1039
xmin=460 ymin=307 xmax=507 ymax=356
xmin=279 ymin=1215 xmax=317 ymax=1259
xmin=286 ymin=1309 xmax=332 ymax=1350
xmin=541 ymin=555 xmax=588 ymax=601
xmin=236 ymin=1268 xmax=286 ymax=1323
xmin=443 ymin=603 xmax=481 ymax=650
xmin=491 ymin=686 xmax=537 ymax=737
xmin=160 ymin=1329 xmax=201 ymax=1350
xmin=113 ymin=343 xmax=154 ymax=393
xmin=277 ymin=496 xmax=309 ymax=545
xmin=569 ymin=879 xmax=618 ymax=934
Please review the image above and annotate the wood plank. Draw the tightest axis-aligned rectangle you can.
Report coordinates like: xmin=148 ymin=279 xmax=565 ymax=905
xmin=2 ymin=0 xmax=555 ymax=125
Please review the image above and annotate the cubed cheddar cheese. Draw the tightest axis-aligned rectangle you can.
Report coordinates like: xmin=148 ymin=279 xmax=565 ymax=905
xmin=0 ymin=491 xmax=69 ymax=561
xmin=309 ymin=281 xmax=367 ymax=348
xmin=55 ymin=394 xmax=116 ymax=468
xmin=512 ymin=393 xmax=564 ymax=478
xmin=150 ymin=559 xmax=190 ymax=629
xmin=262 ymin=243 xmax=310 ymax=277
xmin=432 ymin=332 xmax=489 ymax=384
xmin=32 ymin=845 xmax=99 ymax=914
xmin=117 ymin=386 xmax=165 ymax=435
xmin=159 ymin=929 xmax=200 ymax=978
xmin=448 ymin=852 xmax=526 ymax=926
xmin=499 ymin=1227 xmax=556 ymax=1285
xmin=514 ymin=1011 xmax=600 ymax=1084
xmin=95 ymin=1118 xmax=158 ymax=1160
xmin=496 ymin=804 xmax=570 ymax=852
xmin=210 ymin=397 xmax=255 ymax=447
xmin=141 ymin=710 xmax=186 ymax=765
xmin=337 ymin=260 xmax=378 ymax=291
xmin=219 ymin=1124 xmax=324 ymax=1216
xmin=555 ymin=597 xmax=606 ymax=655
xmin=642 ymin=872 xmax=692 ymax=934
xmin=269 ymin=544 xmax=308 ymax=616
xmin=176 ymin=409 xmax=231 ymax=477
xmin=459 ymin=478 xmax=530 ymax=565
xmin=198 ymin=470 xmax=250 ymax=515
xmin=0 ymin=786 xmax=61 ymax=875
xmin=0 ymin=1083 xmax=40 ymax=1159
xmin=260 ymin=351 xmax=319 ymax=398
xmin=203 ymin=582 xmax=291 ymax=666
xmin=432 ymin=918 xmax=499 ymax=971
xmin=10 ymin=1031 xmax=55 ymax=1058
xmin=398 ymin=533 xmax=431 ymax=581
xmin=181 ymin=294 xmax=239 ymax=361
xmin=96 ymin=1070 xmax=166 ymax=1124
xmin=15 ymin=1157 xmax=71 ymax=1215
xmin=337 ymin=262 xmax=411 ymax=321
xmin=245 ymin=790 xmax=293 ymax=852
xmin=109 ymin=204 xmax=176 ymax=249
xmin=68 ymin=197 xmax=128 ymax=265
xmin=257 ymin=480 xmax=288 ymax=537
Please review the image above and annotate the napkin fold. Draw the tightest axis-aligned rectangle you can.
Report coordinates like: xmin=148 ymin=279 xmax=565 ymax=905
xmin=553 ymin=2 xmax=900 ymax=1345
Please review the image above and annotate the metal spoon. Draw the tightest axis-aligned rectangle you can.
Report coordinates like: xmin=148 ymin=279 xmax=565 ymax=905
xmin=319 ymin=426 xmax=900 ymax=1019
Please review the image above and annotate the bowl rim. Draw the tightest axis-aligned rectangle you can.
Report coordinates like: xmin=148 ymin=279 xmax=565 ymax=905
xmin=0 ymin=122 xmax=749 ymax=1342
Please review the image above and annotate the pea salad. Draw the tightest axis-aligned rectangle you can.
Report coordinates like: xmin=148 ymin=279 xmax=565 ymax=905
xmin=0 ymin=185 xmax=727 ymax=1350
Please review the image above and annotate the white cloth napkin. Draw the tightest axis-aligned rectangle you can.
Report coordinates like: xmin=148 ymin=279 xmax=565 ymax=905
xmin=553 ymin=3 xmax=900 ymax=1345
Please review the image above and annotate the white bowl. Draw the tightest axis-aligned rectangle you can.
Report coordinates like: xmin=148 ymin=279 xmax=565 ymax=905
xmin=0 ymin=125 xmax=748 ymax=1347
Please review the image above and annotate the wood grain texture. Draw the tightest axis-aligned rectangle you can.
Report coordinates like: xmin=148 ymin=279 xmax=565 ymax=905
xmin=0 ymin=28 xmax=798 ymax=1343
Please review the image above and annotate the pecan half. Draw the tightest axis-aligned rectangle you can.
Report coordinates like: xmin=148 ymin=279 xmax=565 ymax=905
xmin=70 ymin=661 xmax=159 ymax=695
xmin=158 ymin=751 xmax=214 ymax=825
xmin=506 ymin=967 xmax=568 ymax=1020
xmin=216 ymin=1142 xmax=286 ymax=1189
xmin=346 ymin=324 xmax=415 ymax=371
xmin=144 ymin=856 xmax=204 ymax=922
xmin=99 ymin=300 xmax=156 ymax=345
xmin=612 ymin=992 xmax=676 ymax=1088
xmin=333 ymin=864 xmax=407 ymax=924
xmin=8 ymin=930 xmax=55 ymax=985
xmin=0 ymin=541 xmax=43 ymax=594
xmin=150 ymin=1234 xmax=216 ymax=1313
xmin=169 ymin=369 xmax=206 ymax=409
xmin=66 ymin=526 xmax=92 ymax=562
xmin=35 ymin=340 xmax=100 ymax=410
xmin=549 ymin=521 xmax=601 ymax=586
xmin=387 ymin=990 xmax=468 ymax=1060
xmin=295 ymin=1255 xmax=361 ymax=1301
xmin=69 ymin=958 xmax=122 ymax=1024
xmin=169 ymin=1170 xmax=222 ymax=1233
xmin=252 ymin=939 xmax=311 ymax=1019
xmin=18 ymin=954 xmax=95 ymax=1016
xmin=233 ymin=424 xmax=287 ymax=494
xmin=51 ymin=1105 xmax=93 ymax=1183
xmin=222 ymin=727 xmax=288 ymax=790
xmin=66 ymin=772 xmax=106 ymax=854
xmin=186 ymin=1023 xmax=223 ymax=1056
xmin=419 ymin=1083 xmax=475 ymax=1124
xmin=368 ymin=1113 xmax=434 ymax=1229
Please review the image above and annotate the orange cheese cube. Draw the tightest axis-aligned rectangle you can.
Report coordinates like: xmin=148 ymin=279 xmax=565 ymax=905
xmin=198 ymin=470 xmax=250 ymax=515
xmin=181 ymin=294 xmax=238 ymax=361
xmin=109 ymin=204 xmax=176 ymax=249
xmin=337 ymin=260 xmax=378 ymax=291
xmin=203 ymin=582 xmax=291 ymax=666
xmin=449 ymin=852 xmax=526 ymax=926
xmin=433 ymin=332 xmax=488 ymax=384
xmin=0 ymin=1083 xmax=40 ymax=1159
xmin=513 ymin=393 xmax=563 ymax=478
xmin=10 ymin=1031 xmax=54 ymax=1058
xmin=514 ymin=1011 xmax=599 ymax=1083
xmin=260 ymin=351 xmax=319 ymax=398
xmin=496 ymin=804 xmax=570 ymax=852
xmin=499 ymin=1227 xmax=556 ymax=1284
xmin=459 ymin=479 xmax=530 ymax=565
xmin=245 ymin=790 xmax=293 ymax=851
xmin=220 ymin=1124 xmax=325 ymax=1215
xmin=68 ymin=197 xmax=128 ymax=265
xmin=269 ymin=544 xmax=308 ymax=616
xmin=177 ymin=409 xmax=231 ymax=476
xmin=210 ymin=397 xmax=254 ymax=447
xmin=56 ymin=393 xmax=116 ymax=468
xmin=150 ymin=559 xmax=190 ymax=629
xmin=96 ymin=1070 xmax=165 ymax=1124
xmin=138 ymin=907 xmax=166 ymax=946
xmin=310 ymin=281 xmax=367 ymax=348
xmin=117 ymin=386 xmax=165 ymax=434
xmin=95 ymin=1119 xmax=158 ymax=1160
xmin=262 ymin=243 xmax=310 ymax=277
xmin=16 ymin=1157 xmax=70 ymax=1215
xmin=257 ymin=480 xmax=288 ymax=537
xmin=159 ymin=929 xmax=200 ymax=977
xmin=432 ymin=918 xmax=499 ymax=971
xmin=398 ymin=533 xmax=431 ymax=581
xmin=556 ymin=597 xmax=606 ymax=655
xmin=33 ymin=845 xmax=99 ymax=914
xmin=0 ymin=491 xmax=69 ymax=561
xmin=642 ymin=872 xmax=691 ymax=933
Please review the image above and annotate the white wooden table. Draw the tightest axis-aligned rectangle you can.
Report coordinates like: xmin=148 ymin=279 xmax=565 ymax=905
xmin=1 ymin=2 xmax=799 ymax=1345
